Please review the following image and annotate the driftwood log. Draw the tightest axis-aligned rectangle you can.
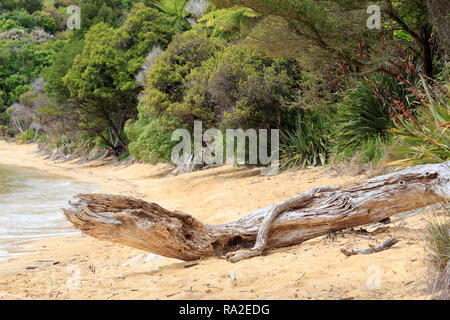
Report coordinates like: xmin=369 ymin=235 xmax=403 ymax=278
xmin=340 ymin=238 xmax=400 ymax=256
xmin=63 ymin=162 xmax=450 ymax=262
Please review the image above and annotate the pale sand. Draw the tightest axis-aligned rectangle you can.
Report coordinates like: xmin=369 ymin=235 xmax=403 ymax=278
xmin=0 ymin=141 xmax=432 ymax=300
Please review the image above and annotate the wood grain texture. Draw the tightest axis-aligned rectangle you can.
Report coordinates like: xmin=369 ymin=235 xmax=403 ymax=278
xmin=63 ymin=162 xmax=450 ymax=262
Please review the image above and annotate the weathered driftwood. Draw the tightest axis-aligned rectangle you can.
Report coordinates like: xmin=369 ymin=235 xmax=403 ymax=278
xmin=168 ymin=152 xmax=203 ymax=177
xmin=340 ymin=238 xmax=400 ymax=256
xmin=63 ymin=162 xmax=450 ymax=262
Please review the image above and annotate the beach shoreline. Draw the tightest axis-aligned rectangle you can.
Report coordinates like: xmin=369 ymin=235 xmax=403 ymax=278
xmin=0 ymin=141 xmax=431 ymax=299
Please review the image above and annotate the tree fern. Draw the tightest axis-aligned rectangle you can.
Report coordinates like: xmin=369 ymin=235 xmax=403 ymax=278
xmin=147 ymin=0 xmax=191 ymax=31
xmin=198 ymin=7 xmax=260 ymax=39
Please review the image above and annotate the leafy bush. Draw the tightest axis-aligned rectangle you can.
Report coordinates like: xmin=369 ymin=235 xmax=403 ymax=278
xmin=280 ymin=109 xmax=330 ymax=169
xmin=17 ymin=129 xmax=36 ymax=144
xmin=0 ymin=39 xmax=54 ymax=108
xmin=197 ymin=6 xmax=260 ymax=40
xmin=140 ymin=29 xmax=225 ymax=119
xmin=16 ymin=0 xmax=43 ymax=14
xmin=0 ymin=10 xmax=36 ymax=31
xmin=125 ymin=115 xmax=176 ymax=163
xmin=332 ymin=135 xmax=389 ymax=166
xmin=0 ymin=19 xmax=20 ymax=33
xmin=32 ymin=11 xmax=57 ymax=33
xmin=175 ymin=44 xmax=301 ymax=130
xmin=43 ymin=38 xmax=84 ymax=102
xmin=335 ymin=73 xmax=417 ymax=154
xmin=115 ymin=3 xmax=175 ymax=76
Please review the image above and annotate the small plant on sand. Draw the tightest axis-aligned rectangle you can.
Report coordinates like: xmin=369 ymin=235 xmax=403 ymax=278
xmin=17 ymin=129 xmax=36 ymax=144
xmin=421 ymin=203 xmax=449 ymax=299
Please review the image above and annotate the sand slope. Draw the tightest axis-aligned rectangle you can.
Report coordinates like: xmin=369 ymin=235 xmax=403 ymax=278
xmin=0 ymin=142 xmax=432 ymax=299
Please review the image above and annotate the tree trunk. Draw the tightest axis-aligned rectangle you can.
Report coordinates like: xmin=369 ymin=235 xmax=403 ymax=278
xmin=63 ymin=162 xmax=450 ymax=262
xmin=419 ymin=27 xmax=434 ymax=79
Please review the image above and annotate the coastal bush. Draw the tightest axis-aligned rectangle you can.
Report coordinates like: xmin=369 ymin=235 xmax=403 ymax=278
xmin=125 ymin=115 xmax=176 ymax=163
xmin=16 ymin=0 xmax=43 ymax=14
xmin=63 ymin=1 xmax=176 ymax=155
xmin=43 ymin=38 xmax=84 ymax=102
xmin=144 ymin=0 xmax=192 ymax=32
xmin=334 ymin=73 xmax=417 ymax=155
xmin=197 ymin=6 xmax=261 ymax=40
xmin=279 ymin=109 xmax=330 ymax=169
xmin=17 ymin=129 xmax=36 ymax=144
xmin=115 ymin=3 xmax=175 ymax=76
xmin=0 ymin=39 xmax=53 ymax=109
xmin=0 ymin=10 xmax=36 ymax=31
xmin=32 ymin=11 xmax=57 ymax=33
xmin=139 ymin=29 xmax=225 ymax=120
xmin=178 ymin=45 xmax=301 ymax=130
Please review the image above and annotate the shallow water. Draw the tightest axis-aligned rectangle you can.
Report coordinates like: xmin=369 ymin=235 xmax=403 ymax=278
xmin=0 ymin=164 xmax=96 ymax=261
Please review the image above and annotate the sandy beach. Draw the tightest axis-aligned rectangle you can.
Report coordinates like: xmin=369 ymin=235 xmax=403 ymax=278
xmin=0 ymin=141 xmax=433 ymax=300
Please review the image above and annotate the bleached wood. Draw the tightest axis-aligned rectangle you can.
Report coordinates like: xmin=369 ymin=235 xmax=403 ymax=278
xmin=63 ymin=162 xmax=450 ymax=262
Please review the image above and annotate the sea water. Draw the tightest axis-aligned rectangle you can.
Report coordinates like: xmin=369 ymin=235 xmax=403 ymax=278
xmin=0 ymin=164 xmax=96 ymax=261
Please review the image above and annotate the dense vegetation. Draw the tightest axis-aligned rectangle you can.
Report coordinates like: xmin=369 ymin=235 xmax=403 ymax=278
xmin=0 ymin=0 xmax=448 ymax=170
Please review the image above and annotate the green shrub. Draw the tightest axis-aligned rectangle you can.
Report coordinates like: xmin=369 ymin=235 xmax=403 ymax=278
xmin=177 ymin=45 xmax=301 ymax=130
xmin=17 ymin=129 xmax=36 ymax=144
xmin=17 ymin=0 xmax=43 ymax=14
xmin=125 ymin=116 xmax=176 ymax=163
xmin=140 ymin=29 xmax=225 ymax=119
xmin=197 ymin=6 xmax=261 ymax=40
xmin=280 ymin=109 xmax=331 ymax=169
xmin=33 ymin=11 xmax=57 ymax=33
xmin=335 ymin=73 xmax=416 ymax=154
xmin=0 ymin=9 xmax=36 ymax=30
xmin=332 ymin=135 xmax=388 ymax=166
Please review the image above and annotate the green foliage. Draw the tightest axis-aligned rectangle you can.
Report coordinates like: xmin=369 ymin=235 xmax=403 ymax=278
xmin=145 ymin=0 xmax=192 ymax=32
xmin=63 ymin=3 xmax=175 ymax=153
xmin=197 ymin=6 xmax=260 ymax=40
xmin=140 ymin=29 xmax=225 ymax=119
xmin=0 ymin=39 xmax=53 ymax=114
xmin=63 ymin=22 xmax=133 ymax=152
xmin=214 ymin=0 xmax=438 ymax=79
xmin=32 ymin=11 xmax=57 ymax=33
xmin=0 ymin=0 xmax=43 ymax=14
xmin=335 ymin=73 xmax=416 ymax=154
xmin=0 ymin=19 xmax=19 ymax=32
xmin=115 ymin=3 xmax=175 ymax=75
xmin=0 ymin=10 xmax=36 ymax=31
xmin=1 ymin=110 xmax=11 ymax=123
xmin=75 ymin=0 xmax=129 ymax=33
xmin=125 ymin=115 xmax=176 ymax=162
xmin=387 ymin=93 xmax=449 ymax=168
xmin=43 ymin=38 xmax=84 ymax=102
xmin=17 ymin=129 xmax=36 ymax=144
xmin=0 ymin=0 xmax=17 ymax=11
xmin=280 ymin=109 xmax=330 ymax=169
xmin=332 ymin=135 xmax=388 ymax=166
xmin=179 ymin=45 xmax=301 ymax=130
xmin=17 ymin=0 xmax=43 ymax=14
